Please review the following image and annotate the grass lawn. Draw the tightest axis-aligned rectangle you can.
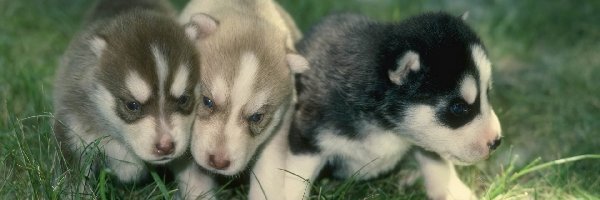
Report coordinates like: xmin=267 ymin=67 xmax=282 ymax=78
xmin=1 ymin=0 xmax=599 ymax=199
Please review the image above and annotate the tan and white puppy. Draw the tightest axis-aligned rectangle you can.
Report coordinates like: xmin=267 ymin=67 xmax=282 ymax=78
xmin=178 ymin=0 xmax=307 ymax=197
xmin=53 ymin=0 xmax=213 ymax=198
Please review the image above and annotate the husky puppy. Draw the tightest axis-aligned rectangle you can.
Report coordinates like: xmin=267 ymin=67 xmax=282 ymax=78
xmin=178 ymin=0 xmax=308 ymax=195
xmin=281 ymin=12 xmax=503 ymax=200
xmin=53 ymin=0 xmax=213 ymax=198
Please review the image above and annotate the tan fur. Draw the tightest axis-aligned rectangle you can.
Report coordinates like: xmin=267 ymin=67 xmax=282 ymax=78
xmin=179 ymin=0 xmax=298 ymax=154
xmin=180 ymin=0 xmax=301 ymax=51
xmin=179 ymin=3 xmax=305 ymax=199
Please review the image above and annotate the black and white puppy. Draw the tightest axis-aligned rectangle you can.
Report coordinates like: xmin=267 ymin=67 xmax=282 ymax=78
xmin=282 ymin=12 xmax=502 ymax=200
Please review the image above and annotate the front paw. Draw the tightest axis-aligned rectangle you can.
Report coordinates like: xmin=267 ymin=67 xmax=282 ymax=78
xmin=427 ymin=184 xmax=477 ymax=200
xmin=108 ymin=161 xmax=147 ymax=183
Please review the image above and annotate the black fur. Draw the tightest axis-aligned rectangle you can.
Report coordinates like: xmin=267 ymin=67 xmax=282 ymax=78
xmin=290 ymin=12 xmax=485 ymax=154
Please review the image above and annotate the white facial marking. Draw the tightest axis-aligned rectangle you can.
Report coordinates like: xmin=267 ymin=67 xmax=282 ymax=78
xmin=151 ymin=45 xmax=170 ymax=131
xmin=472 ymin=45 xmax=492 ymax=109
xmin=125 ymin=72 xmax=152 ymax=103
xmin=211 ymin=76 xmax=229 ymax=105
xmin=225 ymin=52 xmax=259 ymax=136
xmin=152 ymin=45 xmax=169 ymax=99
xmin=89 ymin=36 xmax=106 ymax=57
xmin=231 ymin=52 xmax=259 ymax=108
xmin=150 ymin=45 xmax=185 ymax=161
xmin=472 ymin=45 xmax=491 ymax=87
xmin=246 ymin=90 xmax=269 ymax=114
xmin=171 ymin=65 xmax=190 ymax=97
xmin=123 ymin=116 xmax=157 ymax=159
xmin=460 ymin=76 xmax=477 ymax=104
xmin=92 ymin=84 xmax=120 ymax=126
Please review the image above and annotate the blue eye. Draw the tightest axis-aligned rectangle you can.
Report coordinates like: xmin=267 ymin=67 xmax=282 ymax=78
xmin=248 ymin=113 xmax=263 ymax=123
xmin=449 ymin=102 xmax=469 ymax=117
xmin=126 ymin=101 xmax=141 ymax=111
xmin=203 ymin=96 xmax=214 ymax=108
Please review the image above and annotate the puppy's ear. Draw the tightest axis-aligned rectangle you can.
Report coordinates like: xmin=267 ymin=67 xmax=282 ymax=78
xmin=89 ymin=35 xmax=106 ymax=58
xmin=460 ymin=11 xmax=470 ymax=21
xmin=185 ymin=13 xmax=219 ymax=40
xmin=286 ymin=53 xmax=309 ymax=74
xmin=389 ymin=51 xmax=420 ymax=85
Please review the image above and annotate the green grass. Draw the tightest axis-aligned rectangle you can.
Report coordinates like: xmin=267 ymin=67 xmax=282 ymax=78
xmin=1 ymin=0 xmax=599 ymax=199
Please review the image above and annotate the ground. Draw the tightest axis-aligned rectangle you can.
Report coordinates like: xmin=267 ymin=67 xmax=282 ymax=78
xmin=1 ymin=0 xmax=599 ymax=199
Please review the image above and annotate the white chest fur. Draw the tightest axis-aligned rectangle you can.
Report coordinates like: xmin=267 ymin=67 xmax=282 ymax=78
xmin=317 ymin=124 xmax=412 ymax=179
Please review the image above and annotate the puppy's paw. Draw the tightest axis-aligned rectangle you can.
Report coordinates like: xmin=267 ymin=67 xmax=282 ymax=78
xmin=430 ymin=193 xmax=477 ymax=200
xmin=426 ymin=181 xmax=477 ymax=200
xmin=416 ymin=151 xmax=477 ymax=200
xmin=397 ymin=169 xmax=421 ymax=188
xmin=108 ymin=161 xmax=147 ymax=182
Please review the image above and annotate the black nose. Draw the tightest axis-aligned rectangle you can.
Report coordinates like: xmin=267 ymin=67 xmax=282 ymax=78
xmin=488 ymin=137 xmax=502 ymax=151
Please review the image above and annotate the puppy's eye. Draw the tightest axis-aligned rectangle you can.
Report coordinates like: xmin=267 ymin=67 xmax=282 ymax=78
xmin=126 ymin=101 xmax=141 ymax=111
xmin=178 ymin=95 xmax=190 ymax=106
xmin=449 ymin=102 xmax=469 ymax=117
xmin=203 ymin=96 xmax=214 ymax=108
xmin=248 ymin=113 xmax=263 ymax=123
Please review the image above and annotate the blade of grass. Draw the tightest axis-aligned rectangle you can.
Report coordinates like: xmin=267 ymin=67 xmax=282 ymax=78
xmin=484 ymin=154 xmax=600 ymax=199
xmin=98 ymin=168 xmax=108 ymax=200
xmin=150 ymin=170 xmax=170 ymax=200
xmin=508 ymin=154 xmax=600 ymax=182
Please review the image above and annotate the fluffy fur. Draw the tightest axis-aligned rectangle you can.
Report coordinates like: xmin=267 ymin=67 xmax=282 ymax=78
xmin=178 ymin=0 xmax=307 ymax=198
xmin=53 ymin=0 xmax=212 ymax=198
xmin=277 ymin=12 xmax=503 ymax=200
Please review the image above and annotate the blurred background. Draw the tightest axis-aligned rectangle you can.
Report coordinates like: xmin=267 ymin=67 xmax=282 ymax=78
xmin=1 ymin=0 xmax=598 ymax=199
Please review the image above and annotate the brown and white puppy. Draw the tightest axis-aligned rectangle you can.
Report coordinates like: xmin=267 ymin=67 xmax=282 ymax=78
xmin=178 ymin=0 xmax=307 ymax=197
xmin=53 ymin=0 xmax=212 ymax=198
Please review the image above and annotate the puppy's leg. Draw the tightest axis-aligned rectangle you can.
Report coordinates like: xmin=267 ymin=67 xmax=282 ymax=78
xmin=249 ymin=126 xmax=289 ymax=200
xmin=171 ymin=159 xmax=215 ymax=200
xmin=104 ymin=140 xmax=147 ymax=183
xmin=415 ymin=151 xmax=477 ymax=200
xmin=284 ymin=153 xmax=325 ymax=200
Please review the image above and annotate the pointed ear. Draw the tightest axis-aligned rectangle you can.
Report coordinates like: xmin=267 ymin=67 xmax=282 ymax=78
xmin=460 ymin=11 xmax=470 ymax=21
xmin=89 ymin=35 xmax=106 ymax=58
xmin=389 ymin=51 xmax=420 ymax=85
xmin=185 ymin=13 xmax=219 ymax=40
xmin=286 ymin=53 xmax=309 ymax=74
